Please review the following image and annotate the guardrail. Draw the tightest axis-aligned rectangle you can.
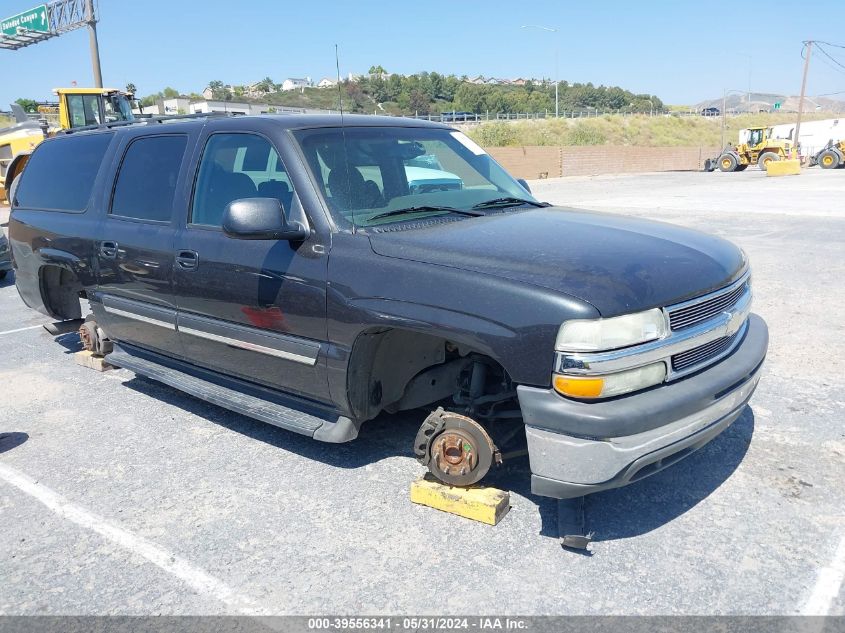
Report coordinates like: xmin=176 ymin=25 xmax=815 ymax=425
xmin=401 ymin=109 xmax=842 ymax=124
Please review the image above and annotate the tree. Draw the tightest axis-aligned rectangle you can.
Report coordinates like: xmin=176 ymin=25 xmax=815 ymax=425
xmin=208 ymin=80 xmax=228 ymax=100
xmin=14 ymin=98 xmax=38 ymax=113
xmin=258 ymin=77 xmax=275 ymax=93
xmin=368 ymin=65 xmax=387 ymax=76
xmin=125 ymin=83 xmax=137 ymax=95
xmin=162 ymin=86 xmax=180 ymax=99
xmin=409 ymin=89 xmax=430 ymax=115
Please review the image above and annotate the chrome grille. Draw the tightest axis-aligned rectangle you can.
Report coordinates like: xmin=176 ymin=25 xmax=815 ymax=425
xmin=671 ymin=330 xmax=740 ymax=372
xmin=668 ymin=280 xmax=748 ymax=331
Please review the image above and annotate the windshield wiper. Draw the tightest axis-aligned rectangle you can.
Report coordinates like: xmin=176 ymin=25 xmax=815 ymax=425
xmin=368 ymin=205 xmax=484 ymax=222
xmin=471 ymin=197 xmax=550 ymax=210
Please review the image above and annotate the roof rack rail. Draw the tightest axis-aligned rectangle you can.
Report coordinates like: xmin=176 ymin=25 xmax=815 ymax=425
xmin=59 ymin=111 xmax=241 ymax=135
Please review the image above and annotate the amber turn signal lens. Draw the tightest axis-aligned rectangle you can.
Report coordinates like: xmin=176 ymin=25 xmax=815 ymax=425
xmin=553 ymin=375 xmax=604 ymax=399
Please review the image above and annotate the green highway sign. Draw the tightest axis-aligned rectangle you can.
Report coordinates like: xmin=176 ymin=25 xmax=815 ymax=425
xmin=1 ymin=5 xmax=50 ymax=37
xmin=774 ymin=102 xmax=782 ymax=110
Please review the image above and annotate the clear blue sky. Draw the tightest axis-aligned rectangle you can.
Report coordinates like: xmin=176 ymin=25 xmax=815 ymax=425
xmin=2 ymin=0 xmax=844 ymax=107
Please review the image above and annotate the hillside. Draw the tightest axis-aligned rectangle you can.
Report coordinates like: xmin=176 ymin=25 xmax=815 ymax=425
xmin=466 ymin=112 xmax=837 ymax=148
xmin=695 ymin=92 xmax=845 ymax=114
xmin=146 ymin=70 xmax=665 ymax=118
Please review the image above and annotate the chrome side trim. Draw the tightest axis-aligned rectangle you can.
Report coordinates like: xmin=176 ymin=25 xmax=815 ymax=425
xmin=556 ymin=288 xmax=752 ymax=380
xmin=103 ymin=306 xmax=176 ymax=331
xmin=179 ymin=326 xmax=317 ymax=366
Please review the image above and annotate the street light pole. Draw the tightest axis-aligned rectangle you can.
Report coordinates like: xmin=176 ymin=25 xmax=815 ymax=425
xmin=85 ymin=0 xmax=103 ymax=88
xmin=721 ymin=89 xmax=747 ymax=150
xmin=521 ymin=25 xmax=559 ymax=117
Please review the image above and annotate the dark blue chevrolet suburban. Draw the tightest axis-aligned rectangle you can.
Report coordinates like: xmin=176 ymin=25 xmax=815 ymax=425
xmin=7 ymin=114 xmax=768 ymax=498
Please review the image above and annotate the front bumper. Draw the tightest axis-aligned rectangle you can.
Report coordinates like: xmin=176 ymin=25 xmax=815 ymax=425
xmin=519 ymin=313 xmax=768 ymax=499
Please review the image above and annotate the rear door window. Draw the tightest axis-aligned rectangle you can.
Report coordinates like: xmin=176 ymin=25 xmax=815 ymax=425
xmin=111 ymin=135 xmax=188 ymax=222
xmin=13 ymin=133 xmax=113 ymax=211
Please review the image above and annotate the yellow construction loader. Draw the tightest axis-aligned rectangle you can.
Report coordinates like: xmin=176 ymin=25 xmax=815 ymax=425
xmin=705 ymin=126 xmax=793 ymax=172
xmin=0 ymin=87 xmax=134 ymax=202
xmin=811 ymin=139 xmax=845 ymax=169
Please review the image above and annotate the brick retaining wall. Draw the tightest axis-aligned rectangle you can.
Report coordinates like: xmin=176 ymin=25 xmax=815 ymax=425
xmin=486 ymin=146 xmax=721 ymax=179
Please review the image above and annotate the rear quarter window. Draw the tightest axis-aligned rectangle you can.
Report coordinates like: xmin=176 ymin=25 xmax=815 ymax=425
xmin=14 ymin=133 xmax=113 ymax=212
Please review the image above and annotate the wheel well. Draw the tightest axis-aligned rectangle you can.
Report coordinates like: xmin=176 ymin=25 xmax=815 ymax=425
xmin=347 ymin=328 xmax=515 ymax=422
xmin=39 ymin=265 xmax=85 ymax=320
xmin=4 ymin=152 xmax=31 ymax=198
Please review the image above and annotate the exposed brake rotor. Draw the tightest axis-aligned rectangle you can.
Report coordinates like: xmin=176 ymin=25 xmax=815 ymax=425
xmin=414 ymin=407 xmax=499 ymax=487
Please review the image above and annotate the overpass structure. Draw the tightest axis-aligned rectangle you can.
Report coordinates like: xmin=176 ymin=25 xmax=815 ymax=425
xmin=0 ymin=0 xmax=102 ymax=86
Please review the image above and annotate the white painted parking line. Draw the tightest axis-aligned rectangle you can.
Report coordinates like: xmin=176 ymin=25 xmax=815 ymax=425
xmin=0 ymin=461 xmax=266 ymax=615
xmin=0 ymin=324 xmax=44 ymax=336
xmin=802 ymin=534 xmax=845 ymax=616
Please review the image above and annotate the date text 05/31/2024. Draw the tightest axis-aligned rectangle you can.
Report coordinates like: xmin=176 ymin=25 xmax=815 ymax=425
xmin=307 ymin=617 xmax=529 ymax=630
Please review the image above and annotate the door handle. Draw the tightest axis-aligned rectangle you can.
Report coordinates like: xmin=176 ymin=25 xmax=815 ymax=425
xmin=175 ymin=250 xmax=199 ymax=270
xmin=100 ymin=241 xmax=118 ymax=259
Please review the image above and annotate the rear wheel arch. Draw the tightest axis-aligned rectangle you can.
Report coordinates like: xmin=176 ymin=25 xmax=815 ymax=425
xmin=3 ymin=152 xmax=32 ymax=200
xmin=38 ymin=264 xmax=85 ymax=320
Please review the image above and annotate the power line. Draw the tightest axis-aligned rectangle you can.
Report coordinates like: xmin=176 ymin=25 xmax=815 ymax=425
xmin=815 ymin=43 xmax=845 ymax=73
xmin=814 ymin=40 xmax=845 ymax=49
xmin=814 ymin=50 xmax=845 ymax=76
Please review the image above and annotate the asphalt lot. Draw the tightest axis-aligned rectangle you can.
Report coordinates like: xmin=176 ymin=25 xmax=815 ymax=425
xmin=0 ymin=167 xmax=843 ymax=616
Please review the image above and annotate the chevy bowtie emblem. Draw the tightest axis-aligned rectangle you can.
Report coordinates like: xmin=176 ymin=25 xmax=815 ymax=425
xmin=723 ymin=310 xmax=740 ymax=336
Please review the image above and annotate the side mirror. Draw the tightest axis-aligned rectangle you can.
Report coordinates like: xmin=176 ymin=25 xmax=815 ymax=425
xmin=222 ymin=198 xmax=308 ymax=241
xmin=517 ymin=178 xmax=531 ymax=193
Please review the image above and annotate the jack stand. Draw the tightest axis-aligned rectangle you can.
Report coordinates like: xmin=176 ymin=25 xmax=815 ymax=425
xmin=558 ymin=496 xmax=594 ymax=551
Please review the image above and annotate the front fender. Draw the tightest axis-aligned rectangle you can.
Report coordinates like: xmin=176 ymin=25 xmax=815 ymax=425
xmin=325 ymin=234 xmax=599 ymax=417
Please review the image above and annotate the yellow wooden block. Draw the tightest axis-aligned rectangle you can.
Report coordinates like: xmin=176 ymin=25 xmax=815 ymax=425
xmin=74 ymin=350 xmax=113 ymax=372
xmin=410 ymin=476 xmax=510 ymax=525
xmin=766 ymin=159 xmax=801 ymax=176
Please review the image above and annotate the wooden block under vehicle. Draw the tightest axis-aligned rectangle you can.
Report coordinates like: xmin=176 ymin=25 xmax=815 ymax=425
xmin=766 ymin=159 xmax=801 ymax=176
xmin=74 ymin=350 xmax=113 ymax=372
xmin=410 ymin=475 xmax=510 ymax=526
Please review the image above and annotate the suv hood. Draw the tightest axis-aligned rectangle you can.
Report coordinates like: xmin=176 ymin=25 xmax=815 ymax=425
xmin=368 ymin=207 xmax=747 ymax=317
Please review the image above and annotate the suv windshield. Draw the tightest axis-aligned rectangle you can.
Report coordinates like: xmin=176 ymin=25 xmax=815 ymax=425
xmin=293 ymin=126 xmax=537 ymax=228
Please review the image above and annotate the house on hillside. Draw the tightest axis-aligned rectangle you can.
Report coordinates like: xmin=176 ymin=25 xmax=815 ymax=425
xmin=510 ymin=78 xmax=528 ymax=86
xmin=244 ymin=82 xmax=267 ymax=98
xmin=282 ymin=77 xmax=311 ymax=91
xmin=317 ymin=77 xmax=337 ymax=88
xmin=468 ymin=75 xmax=486 ymax=85
xmin=202 ymin=84 xmax=237 ymax=100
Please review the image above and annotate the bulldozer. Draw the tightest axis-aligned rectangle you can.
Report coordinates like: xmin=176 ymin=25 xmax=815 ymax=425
xmin=0 ymin=87 xmax=135 ymax=202
xmin=705 ymin=126 xmax=793 ymax=172
xmin=810 ymin=139 xmax=845 ymax=170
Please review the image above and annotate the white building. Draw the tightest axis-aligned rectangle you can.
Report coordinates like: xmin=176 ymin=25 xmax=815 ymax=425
xmin=282 ymin=77 xmax=311 ymax=91
xmin=138 ymin=98 xmax=329 ymax=117
xmin=317 ymin=77 xmax=337 ymax=88
xmin=767 ymin=117 xmax=844 ymax=156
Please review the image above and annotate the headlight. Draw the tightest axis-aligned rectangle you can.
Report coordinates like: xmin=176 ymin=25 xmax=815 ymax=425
xmin=555 ymin=308 xmax=668 ymax=352
xmin=553 ymin=362 xmax=666 ymax=399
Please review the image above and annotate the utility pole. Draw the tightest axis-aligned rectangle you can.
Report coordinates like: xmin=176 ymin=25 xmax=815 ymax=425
xmin=721 ymin=89 xmax=727 ymax=149
xmin=793 ymin=41 xmax=812 ymax=160
xmin=85 ymin=0 xmax=103 ymax=88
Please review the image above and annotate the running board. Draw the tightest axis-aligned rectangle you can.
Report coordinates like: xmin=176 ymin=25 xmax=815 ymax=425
xmin=107 ymin=345 xmax=359 ymax=443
